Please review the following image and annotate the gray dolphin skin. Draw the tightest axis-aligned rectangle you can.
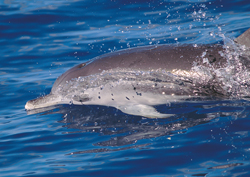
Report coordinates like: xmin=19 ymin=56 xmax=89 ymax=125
xmin=51 ymin=44 xmax=225 ymax=93
xmin=25 ymin=28 xmax=250 ymax=118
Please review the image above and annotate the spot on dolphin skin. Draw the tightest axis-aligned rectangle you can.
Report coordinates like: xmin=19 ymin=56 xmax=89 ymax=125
xmin=136 ymin=92 xmax=142 ymax=96
xmin=126 ymin=97 xmax=130 ymax=100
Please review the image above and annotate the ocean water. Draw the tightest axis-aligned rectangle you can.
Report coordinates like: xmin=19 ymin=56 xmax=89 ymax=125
xmin=1 ymin=0 xmax=250 ymax=176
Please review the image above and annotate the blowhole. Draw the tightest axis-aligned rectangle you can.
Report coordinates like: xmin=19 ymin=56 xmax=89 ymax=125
xmin=78 ymin=63 xmax=86 ymax=68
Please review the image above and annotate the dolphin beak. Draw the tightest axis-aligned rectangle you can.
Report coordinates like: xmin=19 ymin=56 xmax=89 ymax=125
xmin=25 ymin=100 xmax=35 ymax=110
xmin=25 ymin=94 xmax=62 ymax=110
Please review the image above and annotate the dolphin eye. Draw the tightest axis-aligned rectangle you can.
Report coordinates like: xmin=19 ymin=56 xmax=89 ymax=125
xmin=72 ymin=95 xmax=90 ymax=102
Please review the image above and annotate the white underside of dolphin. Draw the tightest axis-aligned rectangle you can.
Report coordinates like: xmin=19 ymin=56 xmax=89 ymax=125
xmin=25 ymin=28 xmax=250 ymax=118
xmin=25 ymin=75 xmax=195 ymax=118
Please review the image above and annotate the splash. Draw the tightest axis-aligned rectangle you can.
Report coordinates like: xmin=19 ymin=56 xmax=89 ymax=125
xmin=192 ymin=36 xmax=250 ymax=98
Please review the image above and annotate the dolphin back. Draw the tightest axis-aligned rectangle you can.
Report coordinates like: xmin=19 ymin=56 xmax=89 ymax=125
xmin=51 ymin=44 xmax=225 ymax=93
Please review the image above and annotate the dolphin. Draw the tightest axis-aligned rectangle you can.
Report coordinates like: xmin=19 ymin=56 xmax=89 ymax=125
xmin=25 ymin=28 xmax=250 ymax=118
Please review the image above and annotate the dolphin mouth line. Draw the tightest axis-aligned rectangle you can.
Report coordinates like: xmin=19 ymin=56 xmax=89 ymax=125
xmin=25 ymin=93 xmax=92 ymax=111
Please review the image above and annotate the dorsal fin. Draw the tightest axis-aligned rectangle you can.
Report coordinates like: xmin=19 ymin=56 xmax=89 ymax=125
xmin=234 ymin=28 xmax=250 ymax=48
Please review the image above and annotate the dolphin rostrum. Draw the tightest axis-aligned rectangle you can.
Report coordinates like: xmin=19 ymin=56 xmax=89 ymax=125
xmin=25 ymin=28 xmax=250 ymax=118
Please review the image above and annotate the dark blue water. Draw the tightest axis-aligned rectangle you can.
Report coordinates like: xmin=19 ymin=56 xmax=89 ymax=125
xmin=1 ymin=0 xmax=250 ymax=176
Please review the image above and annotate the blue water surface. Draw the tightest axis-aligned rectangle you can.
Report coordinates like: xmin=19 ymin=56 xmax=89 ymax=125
xmin=1 ymin=0 xmax=250 ymax=176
